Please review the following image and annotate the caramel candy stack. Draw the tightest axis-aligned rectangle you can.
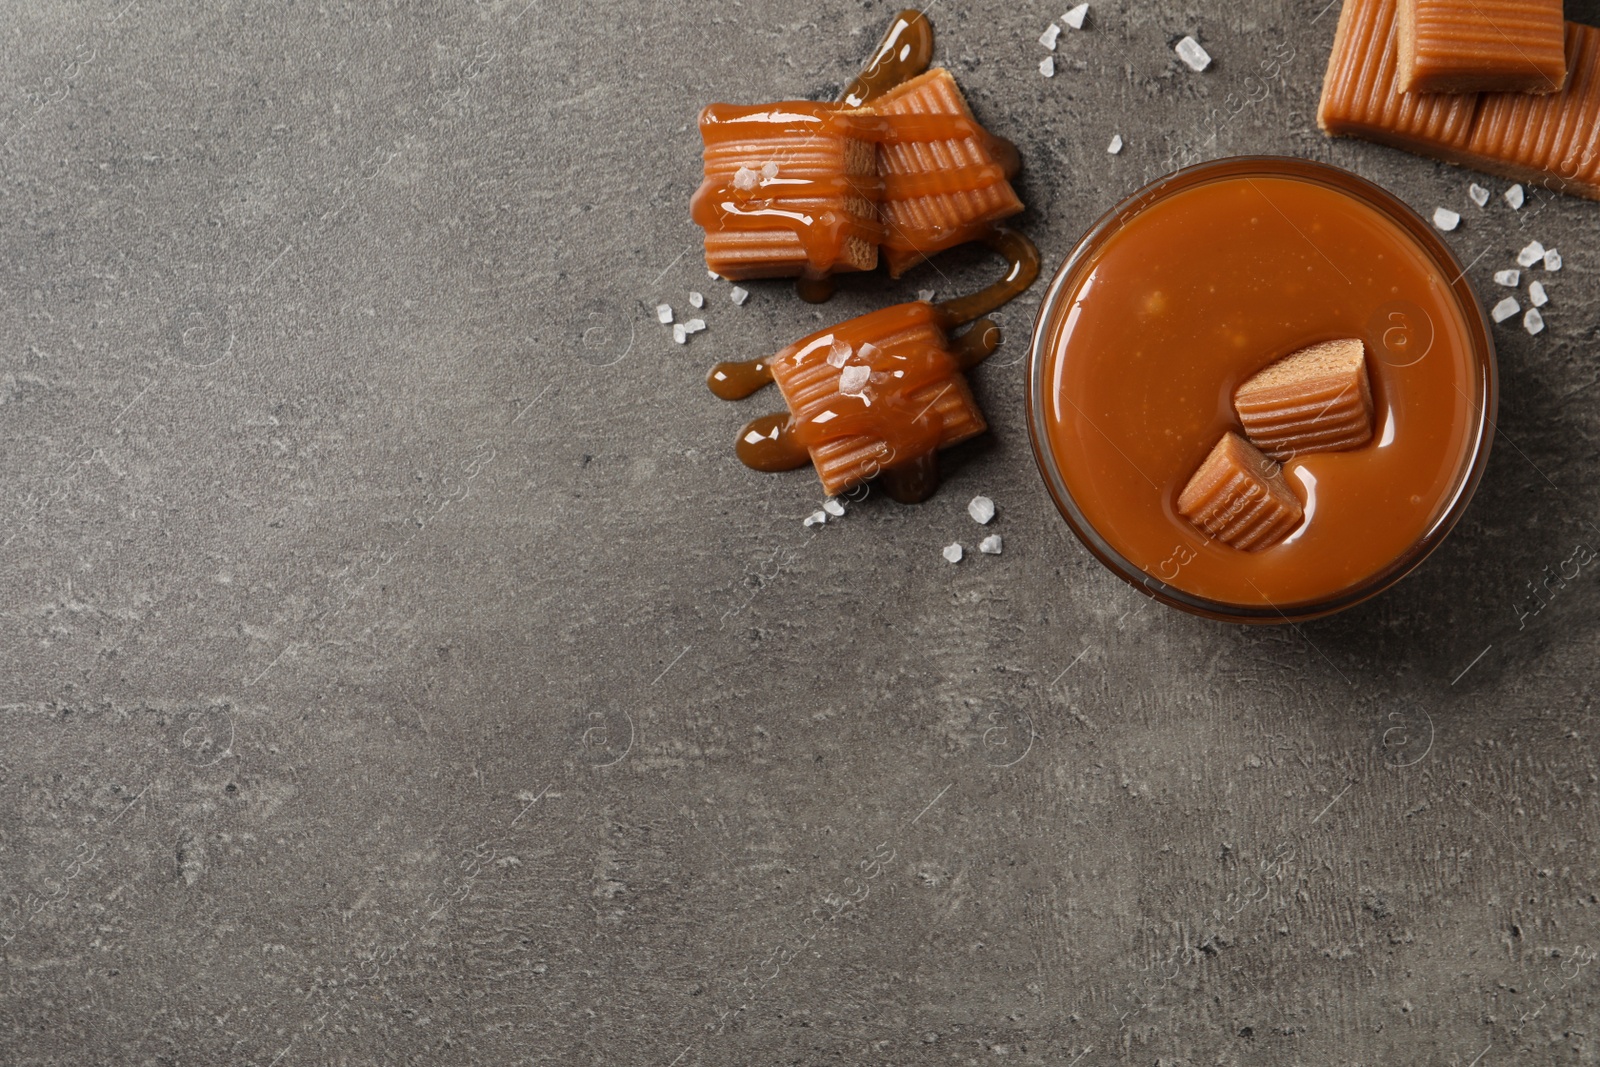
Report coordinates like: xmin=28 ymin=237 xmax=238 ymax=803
xmin=1319 ymin=0 xmax=1600 ymax=199
xmin=1177 ymin=433 xmax=1306 ymax=552
xmin=767 ymin=302 xmax=984 ymax=495
xmin=1318 ymin=0 xmax=1476 ymax=155
xmin=1233 ymin=339 xmax=1375 ymax=461
xmin=694 ymin=104 xmax=881 ymax=280
xmin=868 ymin=68 xmax=1025 ymax=277
xmin=1399 ymin=0 xmax=1567 ymax=93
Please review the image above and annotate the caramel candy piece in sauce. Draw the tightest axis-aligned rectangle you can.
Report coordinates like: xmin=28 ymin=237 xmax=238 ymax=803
xmin=868 ymin=68 xmax=1024 ymax=277
xmin=692 ymin=102 xmax=882 ymax=281
xmin=1177 ymin=433 xmax=1305 ymax=552
xmin=1318 ymin=0 xmax=1477 ymax=154
xmin=1234 ymin=339 xmax=1374 ymax=461
xmin=768 ymin=301 xmax=985 ymax=496
xmin=1319 ymin=0 xmax=1600 ymax=199
xmin=1398 ymin=0 xmax=1566 ymax=94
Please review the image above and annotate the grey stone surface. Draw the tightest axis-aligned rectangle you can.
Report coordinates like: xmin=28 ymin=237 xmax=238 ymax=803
xmin=3 ymin=0 xmax=1599 ymax=1064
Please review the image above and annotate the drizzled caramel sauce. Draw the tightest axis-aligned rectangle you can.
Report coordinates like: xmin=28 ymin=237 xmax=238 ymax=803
xmin=840 ymin=10 xmax=933 ymax=107
xmin=935 ymin=226 xmax=1040 ymax=331
xmin=699 ymin=10 xmax=1039 ymax=503
xmin=707 ymin=357 xmax=773 ymax=401
xmin=712 ymin=228 xmax=1040 ymax=499
xmin=692 ymin=10 xmax=1025 ymax=302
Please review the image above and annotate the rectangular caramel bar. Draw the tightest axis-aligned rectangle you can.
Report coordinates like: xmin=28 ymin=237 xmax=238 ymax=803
xmin=695 ymin=105 xmax=880 ymax=280
xmin=1399 ymin=0 xmax=1566 ymax=94
xmin=1465 ymin=23 xmax=1600 ymax=195
xmin=767 ymin=303 xmax=985 ymax=496
xmin=1319 ymin=0 xmax=1600 ymax=200
xmin=1401 ymin=0 xmax=1561 ymax=94
xmin=868 ymin=68 xmax=1024 ymax=277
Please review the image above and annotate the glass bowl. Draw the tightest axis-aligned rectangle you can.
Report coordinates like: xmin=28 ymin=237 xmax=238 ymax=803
xmin=1025 ymin=155 xmax=1498 ymax=624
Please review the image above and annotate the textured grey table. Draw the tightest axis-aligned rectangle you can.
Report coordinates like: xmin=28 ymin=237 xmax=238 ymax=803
xmin=3 ymin=1 xmax=1599 ymax=1064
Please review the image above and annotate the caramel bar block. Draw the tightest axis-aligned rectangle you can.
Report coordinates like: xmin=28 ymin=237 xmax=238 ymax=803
xmin=1318 ymin=0 xmax=1477 ymax=155
xmin=1319 ymin=0 xmax=1600 ymax=200
xmin=768 ymin=303 xmax=985 ymax=496
xmin=1464 ymin=22 xmax=1600 ymax=196
xmin=1177 ymin=433 xmax=1305 ymax=552
xmin=1398 ymin=0 xmax=1566 ymax=94
xmin=695 ymin=105 xmax=880 ymax=280
xmin=868 ymin=68 xmax=1024 ymax=277
xmin=1234 ymin=339 xmax=1374 ymax=461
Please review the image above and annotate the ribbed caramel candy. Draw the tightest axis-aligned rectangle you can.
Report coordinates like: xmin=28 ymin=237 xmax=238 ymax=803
xmin=768 ymin=302 xmax=985 ymax=496
xmin=1319 ymin=0 xmax=1600 ymax=199
xmin=1318 ymin=0 xmax=1477 ymax=153
xmin=1466 ymin=23 xmax=1600 ymax=196
xmin=693 ymin=103 xmax=881 ymax=281
xmin=1234 ymin=339 xmax=1374 ymax=461
xmin=1398 ymin=0 xmax=1566 ymax=94
xmin=1177 ymin=433 xmax=1305 ymax=552
xmin=868 ymin=68 xmax=1024 ymax=277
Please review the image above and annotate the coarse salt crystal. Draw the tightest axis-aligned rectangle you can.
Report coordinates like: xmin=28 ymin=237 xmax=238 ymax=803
xmin=968 ymin=495 xmax=996 ymax=524
xmin=689 ymin=291 xmax=704 ymax=308
xmin=1524 ymin=308 xmax=1545 ymax=335
xmin=1544 ymin=248 xmax=1562 ymax=271
xmin=1516 ymin=241 xmax=1545 ymax=267
xmin=1493 ymin=269 xmax=1520 ymax=287
xmin=1175 ymin=36 xmax=1210 ymax=72
xmin=1064 ymin=3 xmax=1089 ymax=29
xmin=1040 ymin=55 xmax=1056 ymax=77
xmin=760 ymin=161 xmax=779 ymax=180
xmin=656 ymin=304 xmax=673 ymax=324
xmin=827 ymin=340 xmax=853 ymax=368
xmin=730 ymin=286 xmax=749 ymax=305
xmin=1504 ymin=184 xmax=1525 ymax=209
xmin=1107 ymin=134 xmax=1123 ymax=154
xmin=1040 ymin=24 xmax=1061 ymax=50
xmin=708 ymin=269 xmax=720 ymax=280
xmin=684 ymin=318 xmax=706 ymax=334
xmin=672 ymin=323 xmax=688 ymax=343
xmin=822 ymin=498 xmax=845 ymax=517
xmin=733 ymin=166 xmax=759 ymax=191
xmin=917 ymin=289 xmax=936 ymax=302
xmin=1491 ymin=296 xmax=1520 ymax=323
xmin=838 ymin=365 xmax=871 ymax=394
xmin=942 ymin=542 xmax=964 ymax=564
xmin=1468 ymin=183 xmax=1490 ymax=207
xmin=1432 ymin=206 xmax=1460 ymax=231
xmin=979 ymin=534 xmax=1003 ymax=555
xmin=803 ymin=510 xmax=828 ymax=527
xmin=858 ymin=341 xmax=882 ymax=361
xmin=1528 ymin=280 xmax=1548 ymax=307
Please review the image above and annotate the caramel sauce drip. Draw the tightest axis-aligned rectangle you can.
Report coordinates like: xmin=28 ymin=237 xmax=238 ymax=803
xmin=735 ymin=411 xmax=810 ymax=472
xmin=796 ymin=273 xmax=837 ymax=304
xmin=879 ymin=450 xmax=941 ymax=504
xmin=933 ymin=227 xmax=1041 ymax=328
xmin=840 ymin=10 xmax=934 ymax=107
xmin=707 ymin=357 xmax=774 ymax=401
xmin=950 ymin=317 xmax=1002 ymax=370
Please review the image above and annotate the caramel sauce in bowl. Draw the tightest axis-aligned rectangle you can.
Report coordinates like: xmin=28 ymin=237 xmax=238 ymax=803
xmin=1026 ymin=156 xmax=1497 ymax=623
